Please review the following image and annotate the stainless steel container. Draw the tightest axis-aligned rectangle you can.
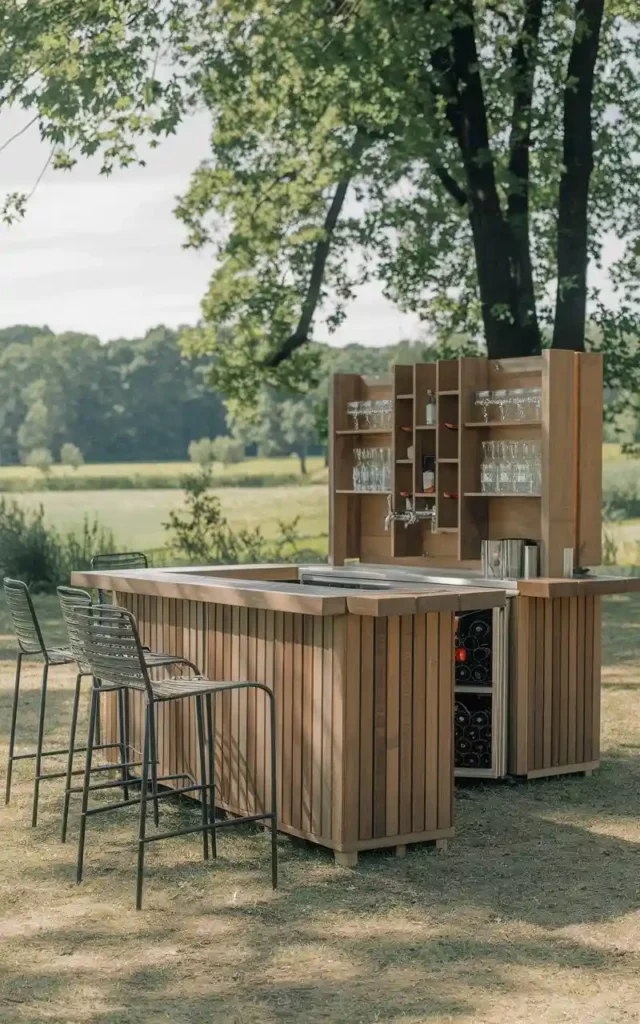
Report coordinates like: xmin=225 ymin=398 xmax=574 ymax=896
xmin=481 ymin=540 xmax=502 ymax=578
xmin=500 ymin=539 xmax=525 ymax=579
xmin=523 ymin=544 xmax=539 ymax=579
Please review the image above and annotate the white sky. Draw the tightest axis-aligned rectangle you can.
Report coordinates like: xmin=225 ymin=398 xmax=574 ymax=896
xmin=0 ymin=106 xmax=620 ymax=346
xmin=0 ymin=108 xmax=421 ymax=345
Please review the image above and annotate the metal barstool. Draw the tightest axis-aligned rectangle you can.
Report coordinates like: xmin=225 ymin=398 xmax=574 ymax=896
xmin=74 ymin=603 xmax=278 ymax=910
xmin=3 ymin=577 xmax=117 ymax=827
xmin=90 ymin=551 xmax=148 ymax=603
xmin=57 ymin=586 xmax=190 ymax=842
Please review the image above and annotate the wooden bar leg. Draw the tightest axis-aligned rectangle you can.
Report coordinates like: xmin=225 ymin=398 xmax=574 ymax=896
xmin=334 ymin=851 xmax=358 ymax=868
xmin=394 ymin=845 xmax=407 ymax=859
xmin=435 ymin=839 xmax=449 ymax=852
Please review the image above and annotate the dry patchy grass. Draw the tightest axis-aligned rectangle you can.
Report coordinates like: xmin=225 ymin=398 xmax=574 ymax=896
xmin=0 ymin=596 xmax=639 ymax=1023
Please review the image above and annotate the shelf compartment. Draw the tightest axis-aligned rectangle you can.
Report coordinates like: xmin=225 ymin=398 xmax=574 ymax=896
xmin=335 ymin=490 xmax=391 ymax=496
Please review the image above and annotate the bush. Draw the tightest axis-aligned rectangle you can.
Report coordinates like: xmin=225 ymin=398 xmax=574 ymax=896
xmin=0 ymin=470 xmax=312 ymax=492
xmin=163 ymin=467 xmax=312 ymax=564
xmin=24 ymin=447 xmax=53 ymax=475
xmin=210 ymin=436 xmax=245 ymax=469
xmin=0 ymin=498 xmax=115 ymax=591
xmin=60 ymin=442 xmax=85 ymax=470
xmin=603 ymin=460 xmax=640 ymax=520
xmin=188 ymin=437 xmax=218 ymax=469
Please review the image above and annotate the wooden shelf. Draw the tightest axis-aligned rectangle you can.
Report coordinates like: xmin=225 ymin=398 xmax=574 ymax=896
xmin=335 ymin=429 xmax=392 ymax=436
xmin=335 ymin=490 xmax=391 ymax=496
xmin=464 ymin=492 xmax=541 ymax=498
xmin=415 ymin=492 xmax=436 ymax=498
xmin=415 ymin=425 xmax=437 ymax=431
xmin=438 ymin=390 xmax=459 ymax=396
xmin=438 ymin=528 xmax=459 ymax=533
xmin=439 ymin=458 xmax=459 ymax=463
xmin=455 ymin=686 xmax=493 ymax=695
xmin=396 ymin=459 xmax=413 ymax=465
xmin=396 ymin=394 xmax=413 ymax=400
xmin=463 ymin=420 xmax=541 ymax=429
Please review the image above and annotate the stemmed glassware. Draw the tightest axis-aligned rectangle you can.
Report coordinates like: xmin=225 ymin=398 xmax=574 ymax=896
xmin=346 ymin=399 xmax=393 ymax=430
xmin=473 ymin=386 xmax=542 ymax=423
xmin=480 ymin=439 xmax=541 ymax=494
xmin=353 ymin=447 xmax=391 ymax=491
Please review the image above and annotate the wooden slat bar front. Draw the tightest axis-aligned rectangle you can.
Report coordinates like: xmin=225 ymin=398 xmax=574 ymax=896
xmin=93 ymin=584 xmax=459 ymax=863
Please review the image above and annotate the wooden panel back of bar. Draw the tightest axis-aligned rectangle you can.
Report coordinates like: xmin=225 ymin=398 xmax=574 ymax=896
xmin=103 ymin=594 xmax=455 ymax=861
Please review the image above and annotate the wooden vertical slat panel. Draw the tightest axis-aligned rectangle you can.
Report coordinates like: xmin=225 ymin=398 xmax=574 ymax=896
xmin=575 ymin=597 xmax=586 ymax=765
xmin=577 ymin=353 xmax=603 ymax=566
xmin=343 ymin=615 xmax=361 ymax=848
xmin=567 ymin=597 xmax=578 ymax=765
xmin=385 ymin=616 xmax=400 ymax=837
xmin=246 ymin=607 xmax=256 ymax=814
xmin=214 ymin=604 xmax=225 ymax=793
xmin=411 ymin=613 xmax=426 ymax=834
xmin=358 ymin=615 xmax=374 ymax=841
xmin=541 ymin=349 xmax=576 ymax=576
xmin=291 ymin=614 xmax=303 ymax=830
xmin=331 ymin=616 xmax=346 ymax=846
xmin=372 ymin=619 xmax=387 ymax=839
xmin=238 ymin=607 xmax=249 ymax=812
xmin=274 ymin=611 xmax=285 ymax=829
xmin=559 ymin=598 xmax=570 ymax=766
xmin=515 ymin=597 xmax=530 ymax=775
xmin=583 ymin=596 xmax=595 ymax=762
xmin=551 ymin=598 xmax=561 ymax=767
xmin=437 ymin=613 xmax=453 ymax=830
xmin=222 ymin=605 xmax=233 ymax=805
xmin=534 ymin=599 xmax=545 ymax=771
xmin=282 ymin=613 xmax=294 ymax=829
xmin=543 ymin=599 xmax=553 ymax=769
xmin=591 ymin=596 xmax=602 ymax=762
xmin=312 ymin=616 xmax=324 ymax=837
xmin=399 ymin=615 xmax=413 ymax=836
xmin=321 ymin=616 xmax=333 ymax=840
xmin=255 ymin=609 xmax=265 ymax=813
xmin=424 ymin=612 xmax=439 ymax=831
xmin=527 ymin=599 xmax=537 ymax=772
xmin=302 ymin=616 xmax=314 ymax=834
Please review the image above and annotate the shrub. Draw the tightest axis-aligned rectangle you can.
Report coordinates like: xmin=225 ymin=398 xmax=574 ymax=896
xmin=24 ymin=447 xmax=54 ymax=475
xmin=164 ymin=467 xmax=309 ymax=564
xmin=0 ymin=497 xmax=115 ymax=591
xmin=210 ymin=436 xmax=245 ymax=469
xmin=60 ymin=442 xmax=85 ymax=470
xmin=188 ymin=437 xmax=217 ymax=469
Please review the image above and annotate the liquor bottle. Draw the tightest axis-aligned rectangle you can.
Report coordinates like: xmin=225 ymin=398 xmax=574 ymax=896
xmin=422 ymin=455 xmax=435 ymax=494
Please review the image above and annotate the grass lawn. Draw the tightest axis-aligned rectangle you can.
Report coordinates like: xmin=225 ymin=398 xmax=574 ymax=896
xmin=11 ymin=484 xmax=330 ymax=553
xmin=0 ymin=592 xmax=638 ymax=1023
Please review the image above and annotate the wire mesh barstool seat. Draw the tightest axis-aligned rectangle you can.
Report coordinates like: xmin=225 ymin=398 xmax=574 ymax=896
xmin=74 ymin=603 xmax=278 ymax=910
xmin=57 ymin=586 xmax=192 ymax=843
xmin=3 ymin=577 xmax=124 ymax=827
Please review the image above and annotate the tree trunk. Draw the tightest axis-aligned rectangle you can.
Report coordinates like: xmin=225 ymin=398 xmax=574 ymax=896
xmin=297 ymin=448 xmax=307 ymax=475
xmin=552 ymin=0 xmax=605 ymax=351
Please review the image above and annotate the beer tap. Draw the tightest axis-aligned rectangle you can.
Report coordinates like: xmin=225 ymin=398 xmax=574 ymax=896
xmin=385 ymin=494 xmax=436 ymax=531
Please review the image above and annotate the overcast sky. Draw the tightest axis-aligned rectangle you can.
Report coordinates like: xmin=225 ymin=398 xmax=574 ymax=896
xmin=0 ymin=107 xmax=422 ymax=345
xmin=0 ymin=105 xmax=620 ymax=347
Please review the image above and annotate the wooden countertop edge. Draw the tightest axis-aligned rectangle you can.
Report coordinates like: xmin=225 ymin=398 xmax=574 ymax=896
xmin=159 ymin=563 xmax=300 ymax=581
xmin=518 ymin=577 xmax=640 ymax=598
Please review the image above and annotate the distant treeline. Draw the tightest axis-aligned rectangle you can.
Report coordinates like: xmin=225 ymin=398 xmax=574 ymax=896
xmin=0 ymin=324 xmax=476 ymax=465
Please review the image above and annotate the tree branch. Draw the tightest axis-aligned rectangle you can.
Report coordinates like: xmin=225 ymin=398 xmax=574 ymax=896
xmin=553 ymin=0 xmax=605 ymax=350
xmin=265 ymin=128 xmax=369 ymax=368
xmin=434 ymin=164 xmax=467 ymax=207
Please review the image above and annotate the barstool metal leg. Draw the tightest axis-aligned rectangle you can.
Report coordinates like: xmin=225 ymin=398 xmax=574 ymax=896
xmin=76 ymin=685 xmax=99 ymax=883
xmin=5 ymin=652 xmax=23 ymax=805
xmin=31 ymin=663 xmax=49 ymax=827
xmin=61 ymin=672 xmax=83 ymax=843
xmin=195 ymin=696 xmax=210 ymax=862
xmin=117 ymin=688 xmax=130 ymax=802
xmin=136 ymin=704 xmax=151 ymax=911
xmin=205 ymin=692 xmax=217 ymax=858
xmin=268 ymin=690 xmax=278 ymax=890
xmin=148 ymin=702 xmax=160 ymax=826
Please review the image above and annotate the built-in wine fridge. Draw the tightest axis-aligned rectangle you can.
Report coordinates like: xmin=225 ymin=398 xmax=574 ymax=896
xmin=454 ymin=604 xmax=509 ymax=778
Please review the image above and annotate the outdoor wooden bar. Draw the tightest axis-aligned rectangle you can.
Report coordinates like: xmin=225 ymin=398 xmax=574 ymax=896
xmin=71 ymin=567 xmax=506 ymax=863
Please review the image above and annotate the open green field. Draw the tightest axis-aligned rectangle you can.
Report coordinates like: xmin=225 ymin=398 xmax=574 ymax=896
xmin=12 ymin=484 xmax=330 ymax=553
xmin=0 ymin=591 xmax=638 ymax=1023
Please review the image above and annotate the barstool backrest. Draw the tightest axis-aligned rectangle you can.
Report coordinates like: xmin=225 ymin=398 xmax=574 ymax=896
xmin=3 ymin=578 xmax=46 ymax=656
xmin=90 ymin=552 xmax=149 ymax=604
xmin=57 ymin=586 xmax=92 ymax=673
xmin=74 ymin=604 xmax=152 ymax=697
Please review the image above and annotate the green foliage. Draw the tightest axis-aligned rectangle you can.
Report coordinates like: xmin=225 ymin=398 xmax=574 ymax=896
xmin=0 ymin=498 xmax=115 ymax=591
xmin=188 ymin=437 xmax=218 ymax=468
xmin=603 ymin=460 xmax=640 ymax=521
xmin=60 ymin=442 xmax=84 ymax=470
xmin=23 ymin=447 xmax=53 ymax=474
xmin=163 ymin=467 xmax=311 ymax=564
xmin=229 ymin=389 xmax=318 ymax=473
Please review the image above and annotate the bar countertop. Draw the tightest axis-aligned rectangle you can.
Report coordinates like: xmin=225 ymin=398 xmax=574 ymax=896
xmin=70 ymin=565 xmax=508 ymax=617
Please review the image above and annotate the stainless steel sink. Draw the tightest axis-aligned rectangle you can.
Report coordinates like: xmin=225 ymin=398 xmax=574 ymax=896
xmin=298 ymin=563 xmax=519 ymax=592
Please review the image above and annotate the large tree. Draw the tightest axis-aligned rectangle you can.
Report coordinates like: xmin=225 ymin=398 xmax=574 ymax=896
xmin=174 ymin=0 xmax=639 ymax=403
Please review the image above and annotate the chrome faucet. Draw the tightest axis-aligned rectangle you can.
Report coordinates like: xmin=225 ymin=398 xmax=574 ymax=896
xmin=385 ymin=494 xmax=436 ymax=531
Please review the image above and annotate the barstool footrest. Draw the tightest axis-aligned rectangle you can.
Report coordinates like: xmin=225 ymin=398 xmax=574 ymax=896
xmin=10 ymin=742 xmax=120 ymax=762
xmin=143 ymin=811 xmax=275 ymax=844
xmin=84 ymin=781 xmax=205 ymax=816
